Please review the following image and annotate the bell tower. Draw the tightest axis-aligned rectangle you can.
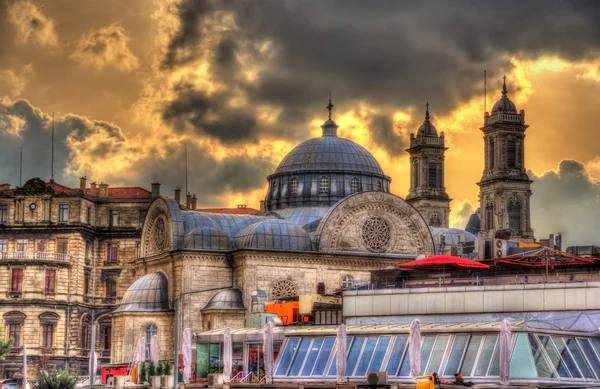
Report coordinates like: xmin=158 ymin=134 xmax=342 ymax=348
xmin=406 ymin=103 xmax=451 ymax=228
xmin=477 ymin=76 xmax=534 ymax=241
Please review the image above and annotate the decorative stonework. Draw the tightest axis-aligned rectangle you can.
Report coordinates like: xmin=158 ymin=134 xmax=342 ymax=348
xmin=142 ymin=201 xmax=173 ymax=257
xmin=270 ymin=279 xmax=298 ymax=300
xmin=154 ymin=218 xmax=166 ymax=251
xmin=316 ymin=192 xmax=435 ymax=256
xmin=361 ymin=217 xmax=391 ymax=252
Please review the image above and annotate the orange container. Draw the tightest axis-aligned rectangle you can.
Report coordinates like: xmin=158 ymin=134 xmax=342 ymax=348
xmin=264 ymin=301 xmax=299 ymax=325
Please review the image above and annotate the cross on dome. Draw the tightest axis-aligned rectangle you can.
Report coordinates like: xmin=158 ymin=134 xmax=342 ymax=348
xmin=326 ymin=94 xmax=334 ymax=120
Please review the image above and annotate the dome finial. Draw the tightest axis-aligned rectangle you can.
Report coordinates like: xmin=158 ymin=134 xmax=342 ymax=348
xmin=425 ymin=102 xmax=430 ymax=122
xmin=326 ymin=91 xmax=334 ymax=120
xmin=502 ymin=75 xmax=508 ymax=96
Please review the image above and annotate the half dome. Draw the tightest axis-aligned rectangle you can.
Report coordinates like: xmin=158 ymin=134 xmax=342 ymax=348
xmin=114 ymin=272 xmax=170 ymax=312
xmin=201 ymin=288 xmax=245 ymax=311
xmin=234 ymin=219 xmax=314 ymax=251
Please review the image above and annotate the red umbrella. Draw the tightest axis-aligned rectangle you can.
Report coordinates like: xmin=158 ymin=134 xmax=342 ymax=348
xmin=398 ymin=254 xmax=490 ymax=269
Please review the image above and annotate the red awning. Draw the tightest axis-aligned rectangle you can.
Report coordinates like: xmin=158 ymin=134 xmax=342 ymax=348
xmin=497 ymin=247 xmax=595 ymax=267
xmin=398 ymin=255 xmax=490 ymax=269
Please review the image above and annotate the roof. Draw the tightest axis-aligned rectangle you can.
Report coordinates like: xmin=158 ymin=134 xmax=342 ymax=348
xmin=234 ymin=219 xmax=314 ymax=251
xmin=46 ymin=180 xmax=79 ymax=195
xmin=497 ymin=247 xmax=595 ymax=267
xmin=85 ymin=187 xmax=151 ymax=199
xmin=0 ymin=179 xmax=151 ymax=199
xmin=202 ymin=288 xmax=245 ymax=311
xmin=197 ymin=206 xmax=261 ymax=215
xmin=416 ymin=103 xmax=438 ymax=137
xmin=114 ymin=272 xmax=171 ymax=313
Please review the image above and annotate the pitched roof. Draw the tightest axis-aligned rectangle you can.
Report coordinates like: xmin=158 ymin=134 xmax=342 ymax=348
xmin=106 ymin=187 xmax=151 ymax=199
xmin=46 ymin=180 xmax=79 ymax=195
xmin=197 ymin=206 xmax=261 ymax=215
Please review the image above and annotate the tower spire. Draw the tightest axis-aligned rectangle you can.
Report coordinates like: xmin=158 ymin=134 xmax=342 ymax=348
xmin=502 ymin=75 xmax=508 ymax=96
xmin=425 ymin=102 xmax=430 ymax=122
xmin=326 ymin=92 xmax=334 ymax=120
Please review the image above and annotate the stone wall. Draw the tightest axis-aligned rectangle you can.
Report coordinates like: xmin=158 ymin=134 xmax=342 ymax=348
xmin=111 ymin=312 xmax=174 ymax=364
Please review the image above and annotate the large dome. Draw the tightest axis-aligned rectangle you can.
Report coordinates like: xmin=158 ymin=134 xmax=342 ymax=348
xmin=265 ymin=117 xmax=391 ymax=212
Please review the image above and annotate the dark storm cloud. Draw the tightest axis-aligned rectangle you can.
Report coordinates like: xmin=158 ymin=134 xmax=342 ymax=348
xmin=368 ymin=114 xmax=406 ymax=155
xmin=529 ymin=160 xmax=600 ymax=247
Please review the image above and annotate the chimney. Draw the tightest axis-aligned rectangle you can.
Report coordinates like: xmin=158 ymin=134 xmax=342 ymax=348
xmin=151 ymin=182 xmax=161 ymax=199
xmin=191 ymin=195 xmax=197 ymax=210
xmin=259 ymin=200 xmax=265 ymax=213
xmin=174 ymin=187 xmax=182 ymax=204
xmin=90 ymin=182 xmax=97 ymax=197
xmin=79 ymin=176 xmax=87 ymax=191
xmin=186 ymin=193 xmax=192 ymax=209
xmin=0 ymin=183 xmax=10 ymax=193
xmin=99 ymin=182 xmax=109 ymax=198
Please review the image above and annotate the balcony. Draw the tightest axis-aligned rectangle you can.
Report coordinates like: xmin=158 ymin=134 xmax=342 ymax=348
xmin=0 ymin=251 xmax=70 ymax=262
xmin=41 ymin=347 xmax=54 ymax=355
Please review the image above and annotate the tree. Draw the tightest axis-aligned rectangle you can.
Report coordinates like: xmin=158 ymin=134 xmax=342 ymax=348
xmin=0 ymin=337 xmax=14 ymax=360
xmin=147 ymin=360 xmax=156 ymax=377
xmin=139 ymin=362 xmax=147 ymax=383
xmin=155 ymin=361 xmax=164 ymax=376
xmin=31 ymin=369 xmax=78 ymax=389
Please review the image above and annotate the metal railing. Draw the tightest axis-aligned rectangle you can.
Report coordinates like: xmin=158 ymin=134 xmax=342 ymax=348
xmin=0 ymin=251 xmax=70 ymax=262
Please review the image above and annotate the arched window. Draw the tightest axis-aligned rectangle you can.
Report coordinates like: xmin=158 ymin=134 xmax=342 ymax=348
xmin=489 ymin=139 xmax=495 ymax=169
xmin=341 ymin=275 xmax=354 ymax=289
xmin=145 ymin=324 xmax=158 ymax=360
xmin=350 ymin=177 xmax=359 ymax=194
xmin=507 ymin=139 xmax=517 ymax=168
xmin=376 ymin=180 xmax=382 ymax=191
xmin=412 ymin=160 xmax=419 ymax=189
xmin=290 ymin=177 xmax=298 ymax=194
xmin=81 ymin=315 xmax=91 ymax=351
xmin=319 ymin=176 xmax=329 ymax=194
xmin=507 ymin=198 xmax=521 ymax=232
xmin=428 ymin=161 xmax=438 ymax=188
xmin=485 ymin=204 xmax=494 ymax=230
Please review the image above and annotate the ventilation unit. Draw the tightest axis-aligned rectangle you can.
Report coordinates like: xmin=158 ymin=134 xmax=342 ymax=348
xmin=207 ymin=374 xmax=223 ymax=386
xmin=366 ymin=372 xmax=388 ymax=385
xmin=494 ymin=239 xmax=508 ymax=258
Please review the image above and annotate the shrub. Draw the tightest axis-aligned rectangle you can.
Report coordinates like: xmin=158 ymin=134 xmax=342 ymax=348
xmin=147 ymin=360 xmax=156 ymax=377
xmin=155 ymin=362 xmax=164 ymax=376
xmin=163 ymin=361 xmax=172 ymax=375
xmin=139 ymin=362 xmax=146 ymax=383
xmin=32 ymin=369 xmax=78 ymax=389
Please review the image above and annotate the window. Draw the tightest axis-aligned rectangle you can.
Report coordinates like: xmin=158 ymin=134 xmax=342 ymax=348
xmin=351 ymin=177 xmax=359 ymax=194
xmin=138 ymin=210 xmax=146 ymax=228
xmin=85 ymin=242 xmax=91 ymax=265
xmin=136 ymin=242 xmax=141 ymax=259
xmin=8 ymin=323 xmax=21 ymax=347
xmin=290 ymin=178 xmax=298 ymax=194
xmin=376 ymin=180 xmax=382 ymax=191
xmin=56 ymin=239 xmax=68 ymax=254
xmin=109 ymin=210 xmax=119 ymax=227
xmin=84 ymin=271 xmax=90 ymax=296
xmin=507 ymin=139 xmax=517 ymax=168
xmin=485 ymin=205 xmax=494 ymax=230
xmin=102 ymin=325 xmax=111 ymax=350
xmin=489 ymin=139 xmax=495 ymax=169
xmin=0 ymin=204 xmax=7 ymax=224
xmin=86 ymin=207 xmax=91 ymax=225
xmin=17 ymin=239 xmax=27 ymax=253
xmin=412 ymin=160 xmax=419 ymax=189
xmin=37 ymin=239 xmax=48 ymax=252
xmin=105 ymin=277 xmax=117 ymax=298
xmin=508 ymin=198 xmax=521 ymax=232
xmin=106 ymin=243 xmax=119 ymax=263
xmin=44 ymin=269 xmax=56 ymax=294
xmin=428 ymin=161 xmax=438 ymax=188
xmin=11 ymin=268 xmax=23 ymax=293
xmin=81 ymin=316 xmax=91 ymax=350
xmin=342 ymin=275 xmax=354 ymax=288
xmin=429 ymin=214 xmax=442 ymax=227
xmin=0 ymin=239 xmax=7 ymax=254
xmin=42 ymin=324 xmax=54 ymax=348
xmin=145 ymin=324 xmax=158 ymax=359
xmin=58 ymin=204 xmax=69 ymax=223
xmin=319 ymin=176 xmax=329 ymax=194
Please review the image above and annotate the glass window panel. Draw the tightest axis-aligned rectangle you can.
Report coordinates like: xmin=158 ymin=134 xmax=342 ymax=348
xmin=425 ymin=336 xmax=450 ymax=375
xmin=420 ymin=337 xmax=435 ymax=375
xmin=527 ymin=333 xmax=554 ymax=378
xmin=289 ymin=338 xmax=311 ymax=376
xmin=346 ymin=337 xmax=366 ymax=376
xmin=398 ymin=345 xmax=412 ymax=377
xmin=474 ymin=335 xmax=497 ymax=376
xmin=487 ymin=339 xmax=501 ymax=376
xmin=369 ymin=336 xmax=391 ymax=373
xmin=565 ymin=338 xmax=595 ymax=379
xmin=444 ymin=335 xmax=469 ymax=376
xmin=276 ymin=338 xmax=299 ymax=376
xmin=209 ymin=343 xmax=222 ymax=373
xmin=591 ymin=338 xmax=600 ymax=357
xmin=578 ymin=338 xmax=600 ymax=379
xmin=509 ymin=333 xmax=536 ymax=378
xmin=386 ymin=336 xmax=408 ymax=376
xmin=538 ymin=335 xmax=571 ymax=378
xmin=312 ymin=337 xmax=335 ymax=376
xmin=328 ymin=337 xmax=352 ymax=376
xmin=196 ymin=343 xmax=209 ymax=378
xmin=460 ymin=335 xmax=483 ymax=376
xmin=552 ymin=336 xmax=582 ymax=378
xmin=355 ymin=337 xmax=378 ymax=376
xmin=301 ymin=338 xmax=323 ymax=376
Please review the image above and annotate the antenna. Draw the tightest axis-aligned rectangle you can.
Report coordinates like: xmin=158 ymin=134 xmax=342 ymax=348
xmin=185 ymin=144 xmax=188 ymax=197
xmin=20 ymin=146 xmax=23 ymax=186
xmin=484 ymin=70 xmax=487 ymax=121
xmin=51 ymin=112 xmax=55 ymax=180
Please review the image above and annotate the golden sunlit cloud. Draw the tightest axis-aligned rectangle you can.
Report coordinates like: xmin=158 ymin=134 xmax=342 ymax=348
xmin=71 ymin=24 xmax=140 ymax=72
xmin=0 ymin=64 xmax=34 ymax=98
xmin=8 ymin=0 xmax=59 ymax=47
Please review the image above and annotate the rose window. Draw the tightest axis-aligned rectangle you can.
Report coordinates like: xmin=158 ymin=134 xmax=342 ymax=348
xmin=270 ymin=279 xmax=298 ymax=300
xmin=361 ymin=217 xmax=391 ymax=252
xmin=154 ymin=218 xmax=166 ymax=251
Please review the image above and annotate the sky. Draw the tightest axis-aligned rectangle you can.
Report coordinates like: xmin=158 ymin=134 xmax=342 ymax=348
xmin=1 ymin=0 xmax=600 ymax=247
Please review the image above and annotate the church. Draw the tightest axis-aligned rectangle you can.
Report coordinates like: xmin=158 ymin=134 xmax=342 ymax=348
xmin=109 ymin=80 xmax=533 ymax=365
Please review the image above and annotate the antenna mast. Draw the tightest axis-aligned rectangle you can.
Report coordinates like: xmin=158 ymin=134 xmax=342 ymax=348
xmin=51 ymin=112 xmax=55 ymax=180
xmin=185 ymin=144 xmax=188 ymax=197
xmin=20 ymin=146 xmax=23 ymax=186
xmin=484 ymin=70 xmax=487 ymax=122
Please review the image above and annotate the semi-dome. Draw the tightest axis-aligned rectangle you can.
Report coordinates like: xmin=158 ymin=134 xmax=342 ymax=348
xmin=491 ymin=76 xmax=518 ymax=114
xmin=416 ymin=103 xmax=438 ymax=136
xmin=114 ymin=272 xmax=170 ymax=312
xmin=234 ymin=219 xmax=314 ymax=251
xmin=201 ymin=288 xmax=245 ymax=311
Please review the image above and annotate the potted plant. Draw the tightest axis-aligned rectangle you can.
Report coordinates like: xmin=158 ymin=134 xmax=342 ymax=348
xmin=162 ymin=361 xmax=174 ymax=389
xmin=147 ymin=360 xmax=161 ymax=389
xmin=139 ymin=361 xmax=147 ymax=384
xmin=32 ymin=369 xmax=78 ymax=389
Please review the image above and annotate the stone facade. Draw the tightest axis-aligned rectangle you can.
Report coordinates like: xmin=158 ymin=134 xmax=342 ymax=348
xmin=0 ymin=178 xmax=154 ymax=377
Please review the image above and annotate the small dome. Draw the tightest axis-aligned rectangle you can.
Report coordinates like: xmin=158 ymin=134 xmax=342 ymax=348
xmin=183 ymin=227 xmax=234 ymax=250
xmin=202 ymin=288 xmax=245 ymax=311
xmin=115 ymin=272 xmax=170 ymax=312
xmin=234 ymin=219 xmax=314 ymax=251
xmin=416 ymin=103 xmax=438 ymax=136
xmin=491 ymin=77 xmax=518 ymax=114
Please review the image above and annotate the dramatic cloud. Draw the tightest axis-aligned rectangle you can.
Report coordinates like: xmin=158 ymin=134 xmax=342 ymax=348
xmin=7 ymin=0 xmax=59 ymax=47
xmin=71 ymin=24 xmax=140 ymax=71
xmin=529 ymin=160 xmax=600 ymax=248
xmin=0 ymin=64 xmax=34 ymax=97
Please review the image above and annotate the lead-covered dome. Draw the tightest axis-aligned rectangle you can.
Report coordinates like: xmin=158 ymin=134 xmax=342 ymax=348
xmin=234 ymin=219 xmax=314 ymax=251
xmin=416 ymin=103 xmax=438 ymax=136
xmin=265 ymin=110 xmax=391 ymax=212
xmin=114 ymin=272 xmax=170 ymax=312
xmin=491 ymin=77 xmax=518 ymax=114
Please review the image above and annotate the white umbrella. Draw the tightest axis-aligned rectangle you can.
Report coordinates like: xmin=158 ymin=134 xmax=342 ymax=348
xmin=409 ymin=319 xmax=421 ymax=381
xmin=223 ymin=328 xmax=233 ymax=384
xmin=136 ymin=336 xmax=146 ymax=384
xmin=262 ymin=322 xmax=274 ymax=384
xmin=22 ymin=345 xmax=27 ymax=389
xmin=150 ymin=335 xmax=159 ymax=367
xmin=336 ymin=324 xmax=347 ymax=383
xmin=182 ymin=328 xmax=192 ymax=384
xmin=499 ymin=319 xmax=512 ymax=386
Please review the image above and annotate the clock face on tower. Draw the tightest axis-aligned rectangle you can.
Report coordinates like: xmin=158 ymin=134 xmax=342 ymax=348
xmin=29 ymin=202 xmax=37 ymax=211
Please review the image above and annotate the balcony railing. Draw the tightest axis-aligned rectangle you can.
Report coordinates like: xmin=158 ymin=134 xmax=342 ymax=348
xmin=0 ymin=251 xmax=70 ymax=262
